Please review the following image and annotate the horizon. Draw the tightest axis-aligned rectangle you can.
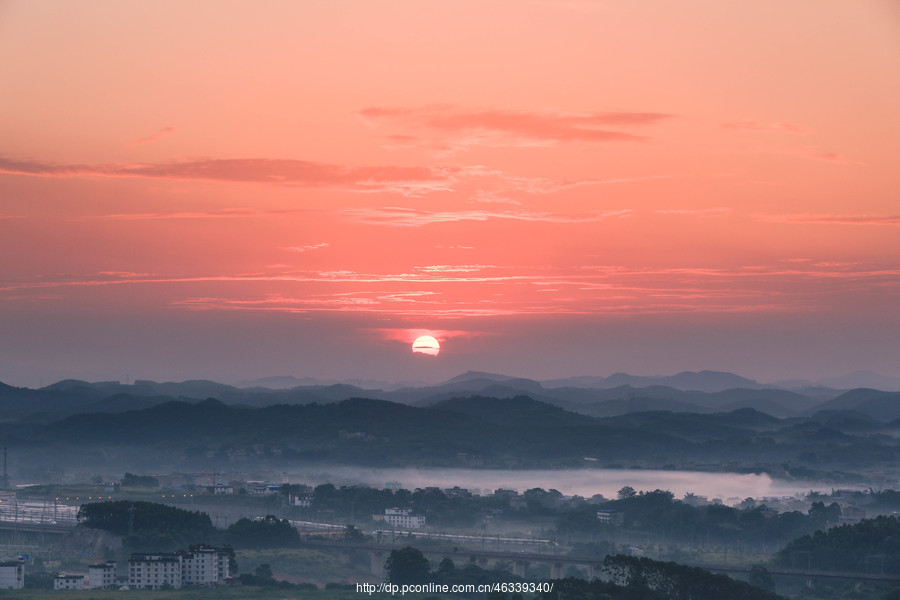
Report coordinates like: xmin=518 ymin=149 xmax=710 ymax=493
xmin=7 ymin=366 xmax=900 ymax=392
xmin=2 ymin=1 xmax=899 ymax=388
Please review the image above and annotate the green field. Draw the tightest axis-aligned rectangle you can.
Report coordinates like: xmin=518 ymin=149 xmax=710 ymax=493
xmin=1 ymin=588 xmax=372 ymax=600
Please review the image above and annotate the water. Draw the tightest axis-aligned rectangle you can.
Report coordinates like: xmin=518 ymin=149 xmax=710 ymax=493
xmin=285 ymin=466 xmax=827 ymax=502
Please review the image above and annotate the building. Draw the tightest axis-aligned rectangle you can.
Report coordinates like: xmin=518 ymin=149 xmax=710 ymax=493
xmin=88 ymin=561 xmax=117 ymax=589
xmin=841 ymin=505 xmax=867 ymax=520
xmin=444 ymin=486 xmax=472 ymax=498
xmin=183 ymin=547 xmax=231 ymax=586
xmin=290 ymin=493 xmax=313 ymax=507
xmin=128 ymin=553 xmax=183 ymax=590
xmin=596 ymin=509 xmax=625 ymax=526
xmin=244 ymin=481 xmax=280 ymax=495
xmin=383 ymin=508 xmax=426 ymax=529
xmin=128 ymin=548 xmax=230 ymax=590
xmin=0 ymin=559 xmax=24 ymax=589
xmin=54 ymin=574 xmax=85 ymax=590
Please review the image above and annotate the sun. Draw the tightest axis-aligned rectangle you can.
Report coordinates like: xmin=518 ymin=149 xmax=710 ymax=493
xmin=412 ymin=335 xmax=440 ymax=357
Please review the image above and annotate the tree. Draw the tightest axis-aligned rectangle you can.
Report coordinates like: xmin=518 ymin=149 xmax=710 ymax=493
xmin=437 ymin=557 xmax=456 ymax=575
xmin=344 ymin=524 xmax=366 ymax=542
xmin=617 ymin=486 xmax=637 ymax=500
xmin=77 ymin=500 xmax=215 ymax=552
xmin=255 ymin=563 xmax=273 ymax=579
xmin=748 ymin=564 xmax=775 ymax=592
xmin=385 ymin=546 xmax=430 ymax=585
xmin=226 ymin=515 xmax=301 ymax=549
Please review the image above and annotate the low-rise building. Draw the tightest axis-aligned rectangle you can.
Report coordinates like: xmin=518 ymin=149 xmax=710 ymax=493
xmin=596 ymin=509 xmax=625 ymax=526
xmin=290 ymin=493 xmax=313 ymax=507
xmin=88 ymin=561 xmax=117 ymax=589
xmin=55 ymin=574 xmax=85 ymax=590
xmin=842 ymin=505 xmax=867 ymax=520
xmin=383 ymin=508 xmax=426 ymax=529
xmin=0 ymin=559 xmax=24 ymax=590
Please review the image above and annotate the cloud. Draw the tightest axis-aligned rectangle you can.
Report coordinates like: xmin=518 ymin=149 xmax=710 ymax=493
xmin=370 ymin=328 xmax=485 ymax=344
xmin=0 ymin=156 xmax=456 ymax=196
xmin=128 ymin=126 xmax=177 ymax=146
xmin=758 ymin=213 xmax=900 ymax=226
xmin=6 ymin=260 xmax=899 ymax=319
xmin=360 ymin=106 xmax=673 ymax=145
xmin=801 ymin=149 xmax=865 ymax=166
xmin=344 ymin=206 xmax=632 ymax=227
xmin=529 ymin=0 xmax=613 ymax=13
xmin=98 ymin=271 xmax=154 ymax=278
xmin=722 ymin=121 xmax=812 ymax=135
xmin=88 ymin=208 xmax=307 ymax=221
xmin=285 ymin=243 xmax=329 ymax=253
xmin=505 ymin=173 xmax=675 ymax=195
xmin=655 ymin=208 xmax=730 ymax=217
xmin=413 ymin=265 xmax=494 ymax=274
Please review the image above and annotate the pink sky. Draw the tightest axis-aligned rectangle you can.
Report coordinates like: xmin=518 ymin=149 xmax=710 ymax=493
xmin=2 ymin=1 xmax=899 ymax=387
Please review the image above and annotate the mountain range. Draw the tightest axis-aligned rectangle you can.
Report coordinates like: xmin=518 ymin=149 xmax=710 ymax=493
xmin=3 ymin=369 xmax=900 ymax=424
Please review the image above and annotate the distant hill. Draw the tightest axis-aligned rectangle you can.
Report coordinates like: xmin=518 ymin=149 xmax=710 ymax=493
xmin=808 ymin=389 xmax=900 ymax=421
xmin=543 ymin=370 xmax=765 ymax=393
xmin=816 ymin=370 xmax=900 ymax=392
xmin=3 ymin=390 xmax=900 ymax=472
xmin=443 ymin=370 xmax=522 ymax=385
xmin=432 ymin=395 xmax=593 ymax=428
xmin=0 ymin=372 xmax=838 ymax=424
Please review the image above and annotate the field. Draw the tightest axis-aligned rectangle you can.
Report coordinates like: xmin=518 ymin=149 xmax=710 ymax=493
xmin=1 ymin=588 xmax=373 ymax=600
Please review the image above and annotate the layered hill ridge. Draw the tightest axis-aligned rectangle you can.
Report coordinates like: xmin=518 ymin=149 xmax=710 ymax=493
xmin=2 ymin=369 xmax=899 ymax=424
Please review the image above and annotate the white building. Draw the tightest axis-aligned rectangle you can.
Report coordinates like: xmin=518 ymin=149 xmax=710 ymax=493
xmin=54 ymin=574 xmax=85 ymax=590
xmin=88 ymin=561 xmax=117 ymax=589
xmin=128 ymin=548 xmax=230 ymax=589
xmin=596 ymin=509 xmax=624 ymax=526
xmin=290 ymin=493 xmax=313 ymax=507
xmin=384 ymin=508 xmax=426 ymax=529
xmin=128 ymin=553 xmax=183 ymax=590
xmin=0 ymin=559 xmax=24 ymax=589
xmin=183 ymin=548 xmax=230 ymax=586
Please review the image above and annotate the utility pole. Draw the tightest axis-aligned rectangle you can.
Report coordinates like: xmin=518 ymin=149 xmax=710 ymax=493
xmin=1 ymin=446 xmax=8 ymax=489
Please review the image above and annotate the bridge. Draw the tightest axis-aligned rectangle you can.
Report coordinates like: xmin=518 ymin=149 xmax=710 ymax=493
xmin=303 ymin=539 xmax=900 ymax=585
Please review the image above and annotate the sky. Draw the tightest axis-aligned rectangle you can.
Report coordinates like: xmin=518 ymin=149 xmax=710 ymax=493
xmin=2 ymin=0 xmax=900 ymax=388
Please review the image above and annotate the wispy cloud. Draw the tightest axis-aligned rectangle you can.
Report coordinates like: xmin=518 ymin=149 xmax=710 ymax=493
xmin=5 ymin=260 xmax=899 ymax=318
xmin=344 ymin=206 xmax=633 ymax=227
xmin=361 ymin=106 xmax=673 ymax=146
xmin=371 ymin=328 xmax=486 ymax=344
xmin=127 ymin=126 xmax=177 ymax=147
xmin=529 ymin=0 xmax=613 ymax=13
xmin=722 ymin=121 xmax=812 ymax=135
xmin=0 ymin=156 xmax=456 ymax=196
xmin=98 ymin=271 xmax=154 ymax=278
xmin=88 ymin=208 xmax=307 ymax=221
xmin=758 ymin=213 xmax=900 ymax=226
xmin=413 ymin=264 xmax=494 ymax=274
xmin=801 ymin=149 xmax=865 ymax=166
xmin=505 ymin=173 xmax=675 ymax=195
xmin=285 ymin=243 xmax=329 ymax=253
xmin=655 ymin=208 xmax=730 ymax=217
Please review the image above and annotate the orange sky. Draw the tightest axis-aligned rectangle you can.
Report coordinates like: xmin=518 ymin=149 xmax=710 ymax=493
xmin=2 ymin=0 xmax=899 ymax=386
